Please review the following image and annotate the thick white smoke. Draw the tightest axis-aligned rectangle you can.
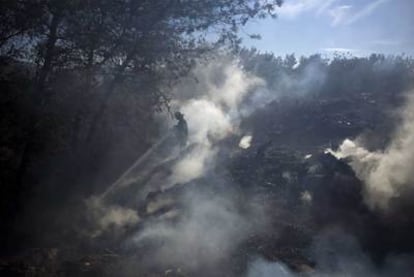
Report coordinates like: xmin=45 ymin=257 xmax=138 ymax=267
xmin=239 ymin=135 xmax=253 ymax=149
xmin=133 ymin=191 xmax=258 ymax=270
xmin=248 ymin=258 xmax=296 ymax=277
xmin=125 ymin=56 xmax=273 ymax=269
xmin=85 ymin=56 xmax=272 ymax=245
xmin=86 ymin=196 xmax=140 ymax=238
xmin=328 ymin=92 xmax=414 ymax=211
xmin=168 ymin=57 xmax=266 ymax=184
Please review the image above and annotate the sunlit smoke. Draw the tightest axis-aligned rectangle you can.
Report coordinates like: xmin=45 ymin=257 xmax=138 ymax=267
xmin=132 ymin=191 xmax=258 ymax=270
xmin=328 ymin=92 xmax=414 ymax=210
xmin=130 ymin=56 xmax=270 ymax=268
xmin=86 ymin=197 xmax=140 ymax=238
xmin=248 ymin=258 xmax=296 ymax=277
xmin=168 ymin=57 xmax=266 ymax=184
xmin=239 ymin=135 xmax=253 ymax=149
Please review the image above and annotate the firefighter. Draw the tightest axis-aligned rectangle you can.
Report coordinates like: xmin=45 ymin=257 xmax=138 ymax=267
xmin=174 ymin=111 xmax=188 ymax=147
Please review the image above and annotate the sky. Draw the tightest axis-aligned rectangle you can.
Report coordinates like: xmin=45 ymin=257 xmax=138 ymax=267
xmin=242 ymin=0 xmax=414 ymax=57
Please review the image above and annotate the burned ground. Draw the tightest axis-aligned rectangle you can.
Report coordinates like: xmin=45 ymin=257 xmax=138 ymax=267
xmin=2 ymin=88 xmax=414 ymax=276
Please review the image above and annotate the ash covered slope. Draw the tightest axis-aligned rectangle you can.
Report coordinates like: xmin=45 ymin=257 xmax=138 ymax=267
xmin=236 ymin=55 xmax=414 ymax=275
xmin=2 ymin=55 xmax=414 ymax=277
xmin=4 ymin=145 xmax=412 ymax=276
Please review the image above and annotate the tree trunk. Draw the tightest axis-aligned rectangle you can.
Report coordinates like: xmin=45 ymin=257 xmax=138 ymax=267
xmin=35 ymin=14 xmax=61 ymax=99
xmin=16 ymin=13 xmax=62 ymax=192
xmin=71 ymin=49 xmax=96 ymax=148
xmin=84 ymin=1 xmax=176 ymax=144
xmin=85 ymin=50 xmax=135 ymax=144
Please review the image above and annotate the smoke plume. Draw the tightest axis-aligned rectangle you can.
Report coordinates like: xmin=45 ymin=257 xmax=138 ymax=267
xmin=86 ymin=196 xmax=140 ymax=238
xmin=328 ymin=92 xmax=414 ymax=211
xmin=166 ymin=57 xmax=267 ymax=185
xmin=129 ymin=56 xmax=269 ymax=268
xmin=83 ymin=55 xmax=277 ymax=272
